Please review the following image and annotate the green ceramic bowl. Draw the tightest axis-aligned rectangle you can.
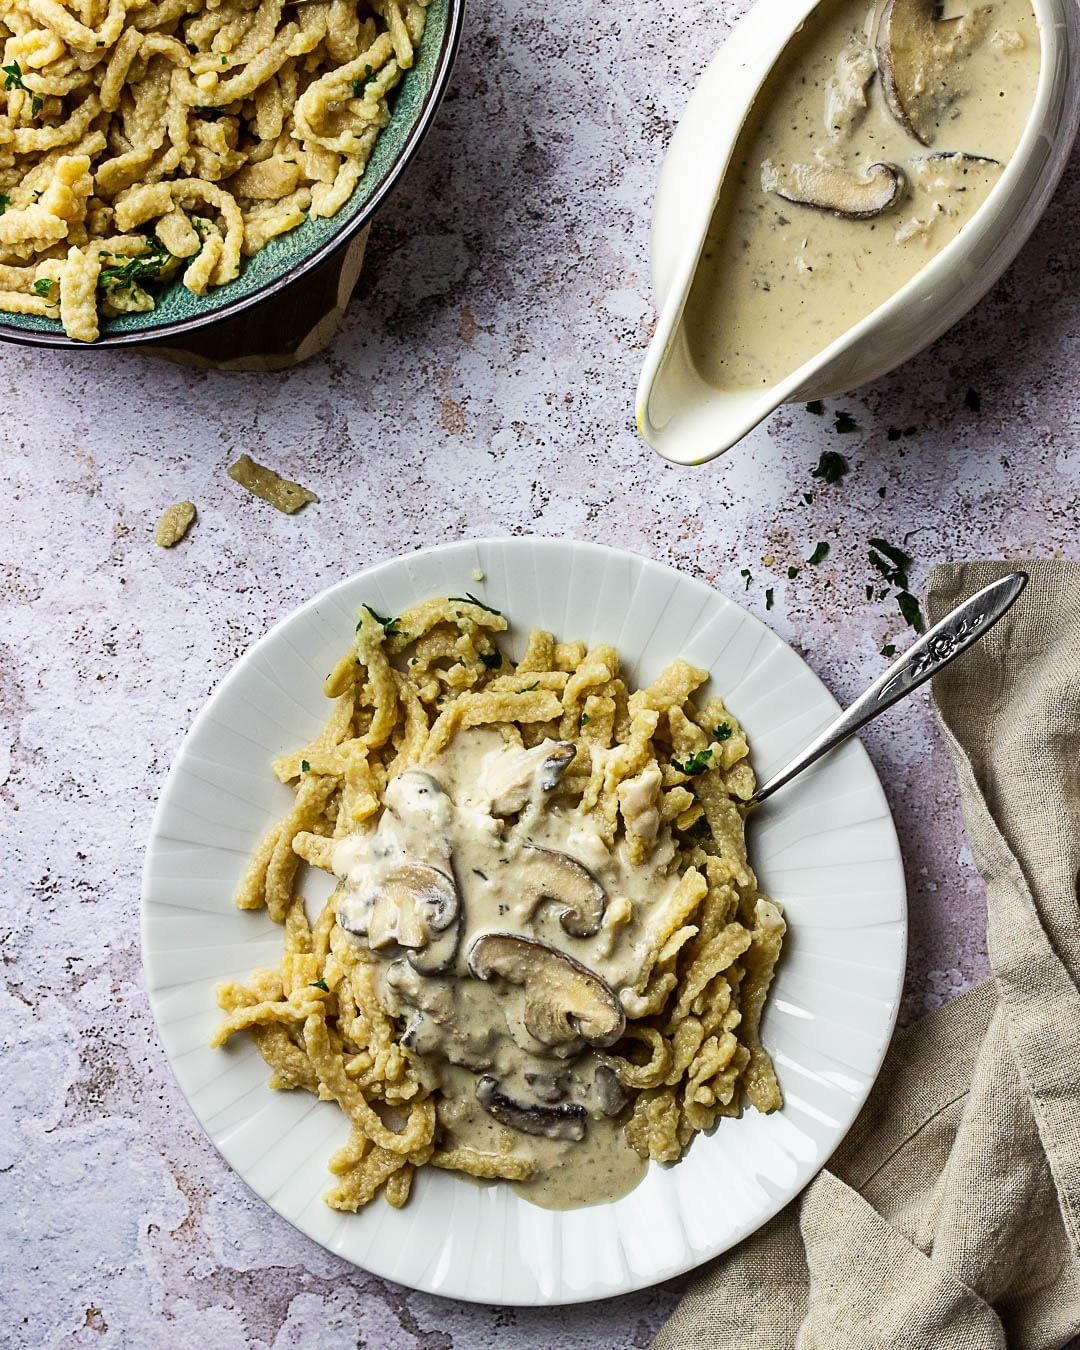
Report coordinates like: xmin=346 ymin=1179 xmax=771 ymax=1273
xmin=0 ymin=0 xmax=464 ymax=349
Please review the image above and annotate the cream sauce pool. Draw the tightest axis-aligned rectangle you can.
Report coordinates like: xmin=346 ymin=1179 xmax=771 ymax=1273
xmin=684 ymin=0 xmax=1041 ymax=390
xmin=331 ymin=730 xmax=683 ymax=1209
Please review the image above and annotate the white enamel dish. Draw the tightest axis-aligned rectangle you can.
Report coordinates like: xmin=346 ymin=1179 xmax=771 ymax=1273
xmin=636 ymin=0 xmax=1080 ymax=465
xmin=141 ymin=538 xmax=907 ymax=1305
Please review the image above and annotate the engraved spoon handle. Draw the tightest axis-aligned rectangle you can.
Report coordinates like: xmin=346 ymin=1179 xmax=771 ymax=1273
xmin=749 ymin=571 xmax=1028 ymax=807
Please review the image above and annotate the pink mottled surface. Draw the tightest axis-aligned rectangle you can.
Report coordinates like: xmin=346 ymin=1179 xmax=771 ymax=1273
xmin=2 ymin=0 xmax=1078 ymax=1339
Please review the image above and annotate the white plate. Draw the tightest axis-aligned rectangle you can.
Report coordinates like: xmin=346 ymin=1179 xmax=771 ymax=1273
xmin=141 ymin=537 xmax=906 ymax=1306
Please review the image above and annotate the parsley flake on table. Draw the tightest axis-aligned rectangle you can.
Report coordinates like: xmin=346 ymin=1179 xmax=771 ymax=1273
xmin=740 ymin=568 xmax=752 ymax=590
xmin=807 ymin=541 xmax=830 ymax=565
xmin=811 ymin=450 xmax=849 ymax=484
xmin=805 ymin=400 xmax=825 ymax=416
xmin=897 ymin=591 xmax=926 ymax=633
xmin=787 ymin=565 xmax=800 ymax=579
xmin=671 ymin=747 xmax=713 ymax=776
xmin=765 ymin=587 xmax=775 ymax=610
xmin=880 ymin=643 xmax=897 ymax=658
xmin=868 ymin=538 xmax=912 ymax=590
xmin=834 ymin=410 xmax=858 ymax=434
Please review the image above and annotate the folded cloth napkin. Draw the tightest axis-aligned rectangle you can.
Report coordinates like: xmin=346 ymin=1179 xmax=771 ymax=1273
xmin=655 ymin=560 xmax=1080 ymax=1350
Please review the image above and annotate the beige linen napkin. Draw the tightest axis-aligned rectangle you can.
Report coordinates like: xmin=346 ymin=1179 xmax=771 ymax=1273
xmin=656 ymin=560 xmax=1080 ymax=1350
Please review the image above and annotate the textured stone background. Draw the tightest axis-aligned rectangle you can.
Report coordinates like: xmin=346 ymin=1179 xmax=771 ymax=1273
xmin=2 ymin=0 xmax=1078 ymax=1339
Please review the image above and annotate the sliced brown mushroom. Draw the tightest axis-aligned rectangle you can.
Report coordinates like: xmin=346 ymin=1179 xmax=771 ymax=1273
xmin=468 ymin=933 xmax=626 ymax=1049
xmin=908 ymin=150 xmax=1001 ymax=192
xmin=475 ymin=1075 xmax=587 ymax=1141
xmin=519 ymin=843 xmax=607 ymax=938
xmin=761 ymin=159 xmax=904 ymax=219
xmin=487 ymin=739 xmax=576 ymax=816
xmin=346 ymin=861 xmax=462 ymax=974
xmin=876 ymin=0 xmax=981 ymax=145
xmin=594 ymin=1064 xmax=629 ymax=1117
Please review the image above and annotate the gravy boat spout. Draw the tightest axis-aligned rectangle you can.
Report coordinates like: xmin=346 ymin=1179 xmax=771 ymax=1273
xmin=636 ymin=0 xmax=1080 ymax=468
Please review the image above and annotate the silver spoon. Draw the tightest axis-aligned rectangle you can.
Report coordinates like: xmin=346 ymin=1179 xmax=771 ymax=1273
xmin=749 ymin=571 xmax=1028 ymax=807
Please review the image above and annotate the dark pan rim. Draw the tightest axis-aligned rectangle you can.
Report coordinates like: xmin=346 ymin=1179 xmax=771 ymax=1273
xmin=0 ymin=0 xmax=465 ymax=350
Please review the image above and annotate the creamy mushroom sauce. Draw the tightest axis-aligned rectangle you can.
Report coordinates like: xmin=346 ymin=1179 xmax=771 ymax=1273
xmin=685 ymin=0 xmax=1040 ymax=390
xmin=331 ymin=729 xmax=688 ymax=1209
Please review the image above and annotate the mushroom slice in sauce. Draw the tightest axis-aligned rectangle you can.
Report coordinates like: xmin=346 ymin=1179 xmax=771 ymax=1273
xmin=594 ymin=1064 xmax=629 ymax=1117
xmin=876 ymin=0 xmax=980 ymax=146
xmin=475 ymin=1075 xmax=587 ymax=1141
xmin=761 ymin=159 xmax=904 ymax=219
xmin=487 ymin=739 xmax=576 ymax=816
xmin=519 ymin=844 xmax=607 ymax=937
xmin=355 ymin=862 xmax=462 ymax=973
xmin=909 ymin=150 xmax=1001 ymax=192
xmin=468 ymin=933 xmax=626 ymax=1049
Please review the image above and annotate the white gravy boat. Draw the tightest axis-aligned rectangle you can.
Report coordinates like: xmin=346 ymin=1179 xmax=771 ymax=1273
xmin=636 ymin=0 xmax=1080 ymax=466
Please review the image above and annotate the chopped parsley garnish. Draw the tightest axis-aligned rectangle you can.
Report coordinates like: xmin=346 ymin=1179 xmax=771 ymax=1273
xmin=834 ymin=410 xmax=858 ymax=434
xmin=805 ymin=400 xmax=824 ymax=416
xmin=0 ymin=196 xmax=8 ymax=215
xmin=807 ymin=541 xmax=830 ymax=565
xmin=765 ymin=587 xmax=775 ymax=610
xmin=351 ymin=64 xmax=375 ymax=96
xmin=714 ymin=723 xmax=732 ymax=741
xmin=361 ymin=604 xmax=403 ymax=638
xmin=97 ymin=240 xmax=170 ymax=292
xmin=671 ymin=748 xmax=713 ymax=777
xmin=868 ymin=538 xmax=912 ymax=590
xmin=897 ymin=590 xmax=926 ymax=633
xmin=739 ymin=568 xmax=752 ymax=590
xmin=449 ymin=592 xmax=502 ymax=616
xmin=879 ymin=643 xmax=897 ymax=658
xmin=787 ymin=565 xmax=800 ymax=580
xmin=964 ymin=387 xmax=981 ymax=412
xmin=802 ymin=491 xmax=814 ymax=505
xmin=480 ymin=650 xmax=502 ymax=668
xmin=811 ymin=450 xmax=849 ymax=484
xmin=300 ymin=759 xmax=310 ymax=773
xmin=310 ymin=978 xmax=329 ymax=992
xmin=33 ymin=278 xmax=53 ymax=298
xmin=887 ymin=426 xmax=903 ymax=442
xmin=4 ymin=63 xmax=42 ymax=115
xmin=518 ymin=681 xmax=539 ymax=693
xmin=580 ymin=713 xmax=590 ymax=725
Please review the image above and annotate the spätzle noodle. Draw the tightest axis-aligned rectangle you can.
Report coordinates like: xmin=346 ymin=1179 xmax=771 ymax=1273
xmin=0 ymin=0 xmax=427 ymax=340
xmin=213 ymin=597 xmax=786 ymax=1211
